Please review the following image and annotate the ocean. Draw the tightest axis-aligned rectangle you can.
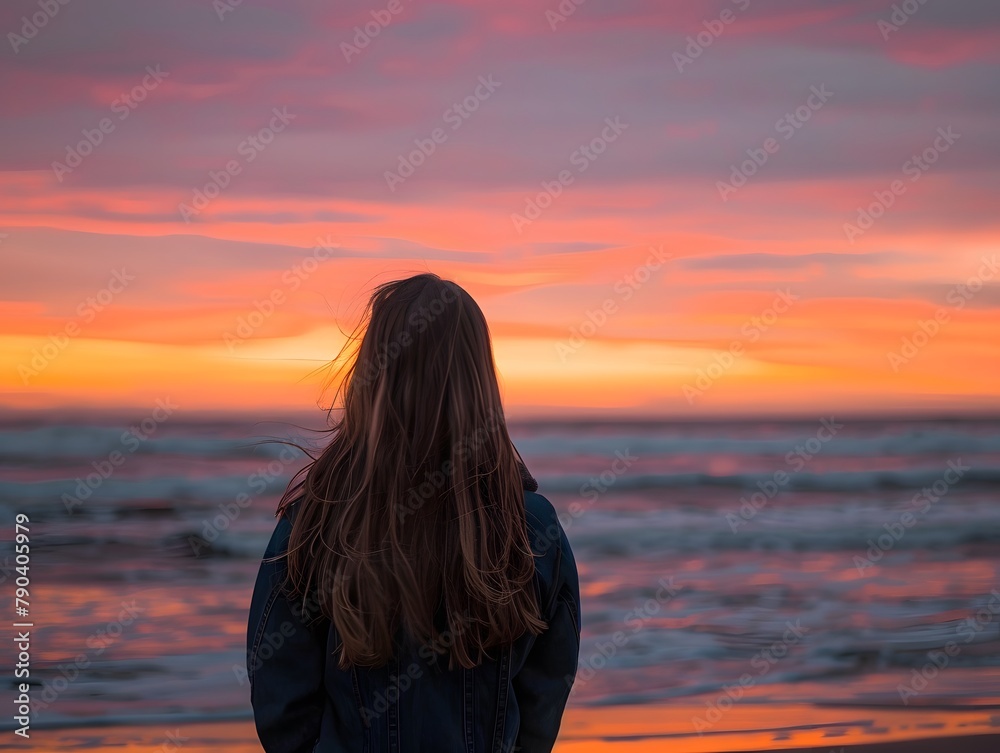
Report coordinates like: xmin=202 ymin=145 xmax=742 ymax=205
xmin=2 ymin=413 xmax=999 ymax=747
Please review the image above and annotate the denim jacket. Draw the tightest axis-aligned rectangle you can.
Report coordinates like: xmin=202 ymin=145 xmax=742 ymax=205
xmin=246 ymin=479 xmax=581 ymax=753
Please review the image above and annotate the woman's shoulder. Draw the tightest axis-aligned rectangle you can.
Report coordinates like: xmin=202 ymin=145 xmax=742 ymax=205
xmin=523 ymin=489 xmax=556 ymax=530
xmin=523 ymin=489 xmax=568 ymax=558
xmin=276 ymin=494 xmax=304 ymax=524
xmin=522 ymin=489 xmax=575 ymax=620
xmin=264 ymin=496 xmax=303 ymax=558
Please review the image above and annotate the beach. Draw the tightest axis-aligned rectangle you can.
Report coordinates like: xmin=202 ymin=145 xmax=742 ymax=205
xmin=2 ymin=414 xmax=998 ymax=751
xmin=6 ymin=708 xmax=1000 ymax=751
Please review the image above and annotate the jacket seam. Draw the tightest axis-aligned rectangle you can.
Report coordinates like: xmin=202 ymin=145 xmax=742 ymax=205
xmin=351 ymin=666 xmax=371 ymax=753
xmin=351 ymin=666 xmax=367 ymax=725
xmin=568 ymin=587 xmax=580 ymax=636
xmin=388 ymin=653 xmax=400 ymax=753
xmin=464 ymin=667 xmax=475 ymax=753
xmin=492 ymin=645 xmax=510 ymax=753
xmin=249 ymin=574 xmax=280 ymax=694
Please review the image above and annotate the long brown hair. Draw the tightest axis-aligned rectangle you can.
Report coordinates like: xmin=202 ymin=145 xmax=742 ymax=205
xmin=275 ymin=272 xmax=546 ymax=669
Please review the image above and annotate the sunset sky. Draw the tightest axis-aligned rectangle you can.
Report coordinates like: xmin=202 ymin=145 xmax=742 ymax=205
xmin=2 ymin=0 xmax=999 ymax=417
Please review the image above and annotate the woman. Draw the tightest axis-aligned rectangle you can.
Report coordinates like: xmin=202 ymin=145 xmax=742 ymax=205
xmin=246 ymin=273 xmax=581 ymax=752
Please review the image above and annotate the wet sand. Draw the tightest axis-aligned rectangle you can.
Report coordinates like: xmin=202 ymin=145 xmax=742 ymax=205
xmin=6 ymin=703 xmax=998 ymax=752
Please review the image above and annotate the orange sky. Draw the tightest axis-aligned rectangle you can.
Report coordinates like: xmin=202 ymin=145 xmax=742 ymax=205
xmin=2 ymin=0 xmax=999 ymax=417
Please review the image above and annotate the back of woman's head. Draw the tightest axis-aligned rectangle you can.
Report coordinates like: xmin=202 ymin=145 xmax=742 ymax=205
xmin=278 ymin=272 xmax=546 ymax=669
